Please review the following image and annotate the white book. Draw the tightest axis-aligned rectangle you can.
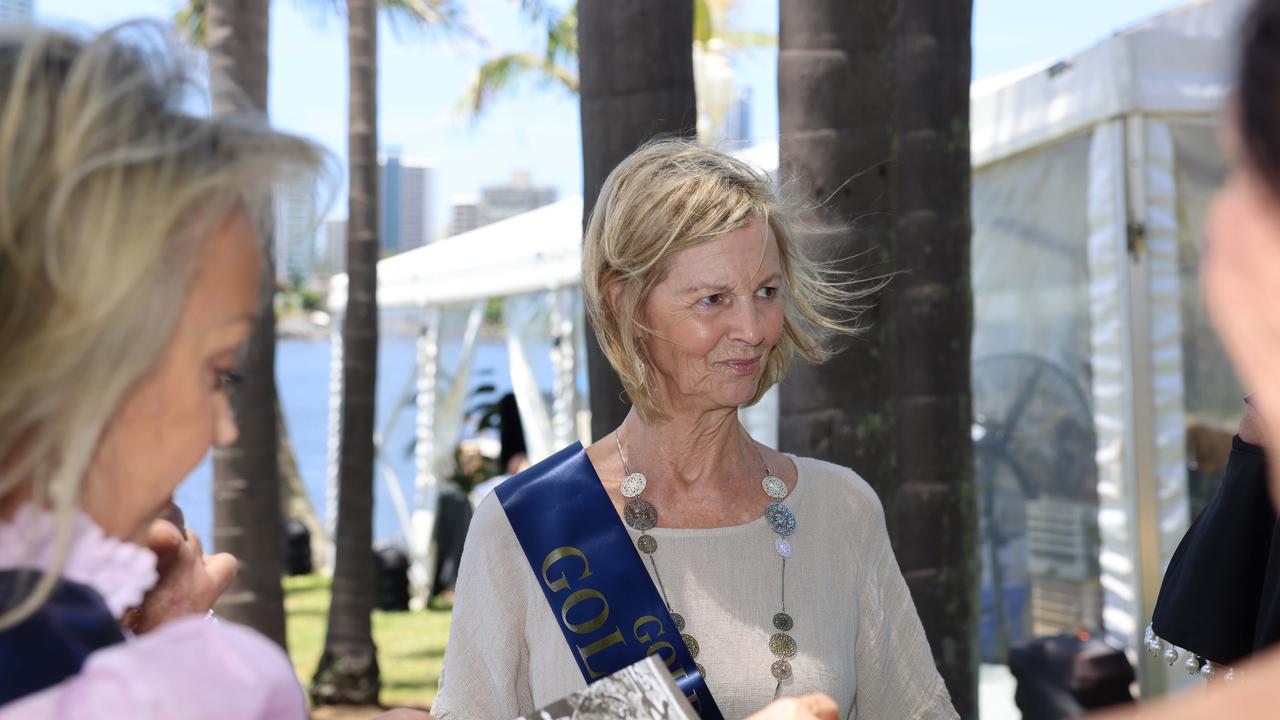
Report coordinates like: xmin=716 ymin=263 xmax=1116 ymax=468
xmin=515 ymin=656 xmax=699 ymax=720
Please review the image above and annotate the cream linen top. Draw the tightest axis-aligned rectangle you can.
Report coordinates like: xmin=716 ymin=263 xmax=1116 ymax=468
xmin=432 ymin=454 xmax=957 ymax=720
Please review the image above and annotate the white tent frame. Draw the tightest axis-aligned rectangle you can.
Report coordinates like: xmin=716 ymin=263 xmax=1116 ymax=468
xmin=969 ymin=0 xmax=1247 ymax=695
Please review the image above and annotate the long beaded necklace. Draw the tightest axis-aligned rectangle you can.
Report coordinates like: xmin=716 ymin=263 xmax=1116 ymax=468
xmin=614 ymin=428 xmax=799 ymax=699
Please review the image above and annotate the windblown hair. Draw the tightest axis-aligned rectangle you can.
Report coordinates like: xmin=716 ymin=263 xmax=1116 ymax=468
xmin=1240 ymin=0 xmax=1280 ymax=195
xmin=582 ymin=138 xmax=874 ymax=422
xmin=0 ymin=21 xmax=331 ymax=629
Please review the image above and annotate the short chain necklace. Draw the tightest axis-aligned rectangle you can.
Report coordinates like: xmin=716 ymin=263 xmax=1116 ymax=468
xmin=614 ymin=428 xmax=799 ymax=698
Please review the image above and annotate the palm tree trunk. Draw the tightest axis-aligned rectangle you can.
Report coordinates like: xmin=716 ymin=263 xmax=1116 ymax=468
xmin=779 ymin=1 xmax=977 ymax=714
xmin=311 ymin=0 xmax=381 ymax=706
xmin=206 ymin=0 xmax=287 ymax=650
xmin=778 ymin=0 xmax=898 ymax=518
xmin=578 ymin=0 xmax=697 ymax=440
xmin=892 ymin=0 xmax=977 ymax=714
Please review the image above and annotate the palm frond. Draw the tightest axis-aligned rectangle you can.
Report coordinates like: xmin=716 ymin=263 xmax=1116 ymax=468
xmin=512 ymin=0 xmax=557 ymax=24
xmin=457 ymin=52 xmax=578 ymax=120
xmin=294 ymin=0 xmax=484 ymax=45
xmin=379 ymin=0 xmax=483 ymax=45
xmin=543 ymin=3 xmax=577 ymax=65
xmin=719 ymin=29 xmax=776 ymax=50
xmin=173 ymin=0 xmax=208 ymax=48
xmin=693 ymin=0 xmax=774 ymax=50
xmin=693 ymin=0 xmax=714 ymax=46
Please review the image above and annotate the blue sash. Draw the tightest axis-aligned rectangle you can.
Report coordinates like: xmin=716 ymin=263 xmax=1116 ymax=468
xmin=495 ymin=443 xmax=724 ymax=719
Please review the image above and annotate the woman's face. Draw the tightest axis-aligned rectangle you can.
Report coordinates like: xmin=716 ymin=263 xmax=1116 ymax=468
xmin=1203 ymin=122 xmax=1280 ymax=507
xmin=83 ymin=211 xmax=261 ymax=542
xmin=641 ymin=217 xmax=785 ymax=415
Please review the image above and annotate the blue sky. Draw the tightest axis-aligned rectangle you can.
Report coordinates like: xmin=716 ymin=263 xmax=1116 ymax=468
xmin=36 ymin=0 xmax=1185 ymax=233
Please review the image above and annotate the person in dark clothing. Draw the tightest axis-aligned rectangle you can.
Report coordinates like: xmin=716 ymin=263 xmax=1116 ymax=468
xmin=1149 ymin=400 xmax=1276 ymax=675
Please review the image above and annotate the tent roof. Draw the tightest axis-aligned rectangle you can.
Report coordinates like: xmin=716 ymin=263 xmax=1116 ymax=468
xmin=328 ymin=196 xmax=583 ymax=311
xmin=970 ymin=0 xmax=1247 ymax=167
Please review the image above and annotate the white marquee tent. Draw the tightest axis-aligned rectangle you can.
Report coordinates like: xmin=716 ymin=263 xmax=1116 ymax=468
xmin=967 ymin=0 xmax=1248 ymax=694
xmin=327 ymin=0 xmax=1248 ymax=693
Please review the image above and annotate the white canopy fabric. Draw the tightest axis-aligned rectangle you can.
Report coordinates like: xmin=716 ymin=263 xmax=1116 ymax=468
xmin=971 ymin=0 xmax=1247 ymax=168
xmin=328 ymin=196 xmax=583 ymax=311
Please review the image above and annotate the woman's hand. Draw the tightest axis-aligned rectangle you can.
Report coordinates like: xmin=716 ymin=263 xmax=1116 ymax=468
xmin=746 ymin=693 xmax=839 ymax=720
xmin=1240 ymin=398 xmax=1268 ymax=447
xmin=121 ymin=518 xmax=238 ymax=634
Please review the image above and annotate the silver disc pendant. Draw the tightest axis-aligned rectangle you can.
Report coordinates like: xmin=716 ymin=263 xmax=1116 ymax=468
xmin=762 ymin=475 xmax=788 ymax=499
xmin=621 ymin=472 xmax=648 ymax=498
xmin=624 ymin=499 xmax=657 ymax=531
xmin=773 ymin=612 xmax=794 ymax=632
xmin=771 ymin=659 xmax=793 ymax=681
xmin=775 ymin=537 xmax=792 ymax=558
xmin=682 ymin=633 xmax=700 ymax=659
xmin=671 ymin=612 xmax=686 ymax=632
xmin=768 ymin=632 xmax=798 ymax=658
xmin=637 ymin=534 xmax=657 ymax=554
xmin=765 ymin=502 xmax=796 ymax=536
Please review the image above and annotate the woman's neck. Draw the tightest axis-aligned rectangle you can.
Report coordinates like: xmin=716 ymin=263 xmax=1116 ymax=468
xmin=618 ymin=406 xmax=760 ymax=494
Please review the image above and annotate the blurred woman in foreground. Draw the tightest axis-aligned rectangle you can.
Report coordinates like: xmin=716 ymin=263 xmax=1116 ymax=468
xmin=0 ymin=22 xmax=330 ymax=718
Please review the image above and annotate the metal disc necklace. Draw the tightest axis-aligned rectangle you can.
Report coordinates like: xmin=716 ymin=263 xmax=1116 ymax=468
xmin=615 ymin=428 xmax=799 ymax=698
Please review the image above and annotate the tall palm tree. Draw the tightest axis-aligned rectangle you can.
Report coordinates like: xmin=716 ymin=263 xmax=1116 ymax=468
xmin=312 ymin=0 xmax=471 ymax=705
xmin=179 ymin=0 xmax=470 ymax=702
xmin=577 ymin=0 xmax=697 ymax=440
xmin=778 ymin=1 xmax=977 ymax=715
xmin=310 ymin=0 xmax=380 ymax=705
xmin=891 ymin=0 xmax=977 ymax=714
xmin=202 ymin=0 xmax=288 ymax=650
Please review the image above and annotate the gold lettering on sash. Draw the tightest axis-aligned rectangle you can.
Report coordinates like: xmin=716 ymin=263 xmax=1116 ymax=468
xmin=561 ymin=588 xmax=610 ymax=634
xmin=632 ymin=615 xmax=665 ymax=644
xmin=647 ymin=641 xmax=689 ymax=681
xmin=577 ymin=627 xmax=627 ymax=679
xmin=648 ymin=641 xmax=676 ymax=666
xmin=540 ymin=546 xmax=591 ymax=593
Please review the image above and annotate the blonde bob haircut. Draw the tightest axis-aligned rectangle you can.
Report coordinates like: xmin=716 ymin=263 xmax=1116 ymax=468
xmin=583 ymin=139 xmax=867 ymax=422
xmin=0 ymin=22 xmax=332 ymax=629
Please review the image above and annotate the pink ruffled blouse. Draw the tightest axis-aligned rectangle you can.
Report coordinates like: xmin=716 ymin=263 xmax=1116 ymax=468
xmin=0 ymin=506 xmax=307 ymax=719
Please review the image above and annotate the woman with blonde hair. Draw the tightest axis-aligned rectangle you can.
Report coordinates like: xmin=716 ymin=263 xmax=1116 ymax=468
xmin=0 ymin=22 xmax=332 ymax=718
xmin=432 ymin=140 xmax=957 ymax=720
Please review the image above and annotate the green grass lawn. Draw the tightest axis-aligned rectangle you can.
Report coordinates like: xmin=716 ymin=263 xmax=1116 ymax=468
xmin=284 ymin=574 xmax=453 ymax=710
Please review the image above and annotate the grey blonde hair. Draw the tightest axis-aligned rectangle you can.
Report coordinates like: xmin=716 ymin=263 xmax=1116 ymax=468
xmin=0 ymin=22 xmax=331 ymax=628
xmin=582 ymin=138 xmax=870 ymax=422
